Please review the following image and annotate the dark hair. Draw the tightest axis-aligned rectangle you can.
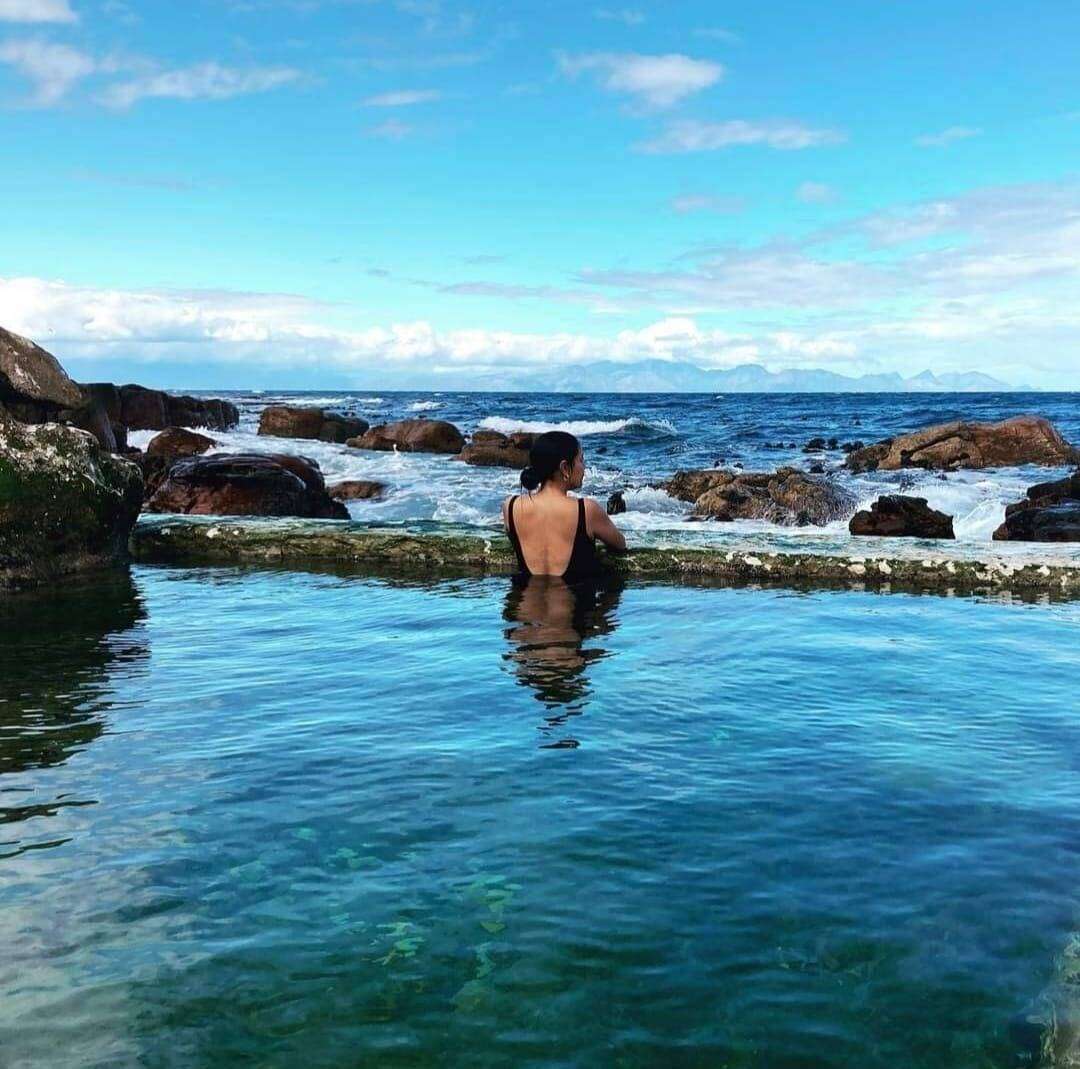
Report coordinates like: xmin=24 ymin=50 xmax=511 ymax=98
xmin=521 ymin=430 xmax=581 ymax=491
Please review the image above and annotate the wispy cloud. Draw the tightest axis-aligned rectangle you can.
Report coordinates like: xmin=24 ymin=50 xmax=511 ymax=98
xmin=670 ymin=193 xmax=745 ymax=214
xmin=361 ymin=87 xmax=440 ymax=106
xmin=366 ymin=116 xmax=413 ymax=139
xmin=694 ymin=27 xmax=740 ymax=43
xmin=0 ymin=0 xmax=76 ymax=23
xmin=558 ymin=51 xmax=723 ymax=112
xmin=0 ymin=38 xmax=97 ymax=104
xmin=638 ymin=118 xmax=845 ymax=154
xmin=915 ymin=125 xmax=981 ymax=148
xmin=593 ymin=8 xmax=644 ymax=26
xmin=796 ymin=181 xmax=837 ymax=204
xmin=98 ymin=61 xmax=301 ymax=108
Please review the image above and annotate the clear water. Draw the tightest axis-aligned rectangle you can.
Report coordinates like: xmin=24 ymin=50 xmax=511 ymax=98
xmin=4 ymin=565 xmax=1080 ymax=1067
xmin=129 ymin=390 xmax=1080 ymax=545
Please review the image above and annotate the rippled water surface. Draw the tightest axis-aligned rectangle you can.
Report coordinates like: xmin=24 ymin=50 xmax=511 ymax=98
xmin=3 ymin=566 xmax=1080 ymax=1068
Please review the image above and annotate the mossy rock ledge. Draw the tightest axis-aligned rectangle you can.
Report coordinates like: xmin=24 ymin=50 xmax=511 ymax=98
xmin=129 ymin=518 xmax=1080 ymax=598
xmin=1 ymin=410 xmax=143 ymax=589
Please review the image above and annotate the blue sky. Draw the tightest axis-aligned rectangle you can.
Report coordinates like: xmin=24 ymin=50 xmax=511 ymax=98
xmin=1 ymin=0 xmax=1079 ymax=388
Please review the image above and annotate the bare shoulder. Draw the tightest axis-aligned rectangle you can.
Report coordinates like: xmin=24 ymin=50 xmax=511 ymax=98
xmin=582 ymin=496 xmax=606 ymax=518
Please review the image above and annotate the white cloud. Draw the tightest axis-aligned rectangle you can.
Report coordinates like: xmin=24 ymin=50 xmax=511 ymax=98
xmin=0 ymin=38 xmax=96 ymax=103
xmin=0 ymin=0 xmax=76 ymax=23
xmin=593 ymin=8 xmax=645 ymax=26
xmin=670 ymin=193 xmax=744 ymax=214
xmin=915 ymin=125 xmax=982 ymax=148
xmin=361 ymin=88 xmax=440 ymax=106
xmin=366 ymin=117 xmax=413 ymax=139
xmin=99 ymin=61 xmax=301 ymax=108
xmin=796 ymin=181 xmax=836 ymax=203
xmin=558 ymin=51 xmax=722 ymax=111
xmin=637 ymin=118 xmax=846 ymax=153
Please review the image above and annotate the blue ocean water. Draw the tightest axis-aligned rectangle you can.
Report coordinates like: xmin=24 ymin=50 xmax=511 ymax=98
xmin=3 ymin=565 xmax=1080 ymax=1067
xmin=130 ymin=390 xmax=1080 ymax=544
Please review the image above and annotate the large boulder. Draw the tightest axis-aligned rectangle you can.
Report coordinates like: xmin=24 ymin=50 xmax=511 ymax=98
xmin=257 ymin=405 xmax=369 ymax=443
xmin=846 ymin=416 xmax=1079 ymax=473
xmin=118 ymin=384 xmax=239 ymax=432
xmin=849 ymin=495 xmax=955 ymax=539
xmin=348 ymin=418 xmax=465 ymax=454
xmin=146 ymin=427 xmax=216 ymax=459
xmin=319 ymin=414 xmax=369 ymax=443
xmin=0 ymin=409 xmax=143 ymax=588
xmin=664 ymin=467 xmax=856 ymax=526
xmin=145 ymin=453 xmax=348 ymax=519
xmin=457 ymin=429 xmax=535 ymax=468
xmin=994 ymin=471 xmax=1080 ymax=542
xmin=0 ymin=326 xmax=83 ymax=416
xmin=328 ymin=479 xmax=386 ymax=501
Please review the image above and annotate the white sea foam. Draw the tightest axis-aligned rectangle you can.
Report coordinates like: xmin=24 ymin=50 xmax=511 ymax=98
xmin=407 ymin=401 xmax=443 ymax=412
xmin=478 ymin=415 xmax=677 ymax=437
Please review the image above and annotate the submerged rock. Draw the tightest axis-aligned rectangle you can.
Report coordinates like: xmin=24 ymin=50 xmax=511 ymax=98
xmin=846 ymin=415 xmax=1079 ymax=473
xmin=257 ymin=405 xmax=369 ymax=443
xmin=664 ymin=467 xmax=856 ymax=526
xmin=606 ymin=490 xmax=627 ymax=515
xmin=0 ymin=409 xmax=143 ymax=588
xmin=458 ymin=430 xmax=535 ymax=468
xmin=145 ymin=453 xmax=348 ymax=519
xmin=146 ymin=426 xmax=216 ymax=458
xmin=849 ymin=495 xmax=955 ymax=539
xmin=994 ymin=471 xmax=1080 ymax=542
xmin=328 ymin=479 xmax=386 ymax=501
xmin=348 ymin=418 xmax=465 ymax=454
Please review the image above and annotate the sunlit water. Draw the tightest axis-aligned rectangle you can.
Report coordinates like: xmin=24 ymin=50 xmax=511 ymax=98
xmin=4 ymin=566 xmax=1080 ymax=1067
xmin=130 ymin=390 xmax=1080 ymax=544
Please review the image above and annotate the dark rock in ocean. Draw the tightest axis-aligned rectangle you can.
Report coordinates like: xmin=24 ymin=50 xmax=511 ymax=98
xmin=258 ymin=405 xmax=370 ymax=443
xmin=60 ymin=396 xmax=118 ymax=451
xmin=0 ymin=408 xmax=143 ymax=588
xmin=147 ymin=426 xmax=216 ymax=459
xmin=849 ymin=495 xmax=956 ymax=539
xmin=845 ymin=416 xmax=1079 ymax=473
xmin=804 ymin=437 xmax=827 ymax=452
xmin=318 ymin=414 xmax=369 ymax=443
xmin=595 ymin=445 xmax=608 ymax=455
xmin=994 ymin=471 xmax=1080 ymax=542
xmin=458 ymin=430 xmax=535 ymax=468
xmin=0 ymin=325 xmax=84 ymax=415
xmin=828 ymin=438 xmax=838 ymax=450
xmin=131 ymin=451 xmax=174 ymax=500
xmin=118 ymin=384 xmax=239 ymax=432
xmin=328 ymin=479 xmax=386 ymax=501
xmin=809 ymin=462 xmax=825 ymax=474
xmin=606 ymin=490 xmax=627 ymax=515
xmin=349 ymin=418 xmax=465 ymax=454
xmin=840 ymin=440 xmax=865 ymax=454
xmin=664 ymin=467 xmax=856 ymax=527
xmin=146 ymin=453 xmax=348 ymax=519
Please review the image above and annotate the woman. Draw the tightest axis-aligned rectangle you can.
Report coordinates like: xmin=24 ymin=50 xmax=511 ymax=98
xmin=502 ymin=430 xmax=626 ymax=583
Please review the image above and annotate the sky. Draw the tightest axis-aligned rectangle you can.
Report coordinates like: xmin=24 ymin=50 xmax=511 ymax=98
xmin=1 ymin=0 xmax=1079 ymax=389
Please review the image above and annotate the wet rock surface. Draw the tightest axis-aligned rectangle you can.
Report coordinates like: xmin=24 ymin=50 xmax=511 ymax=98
xmin=117 ymin=384 xmax=239 ymax=432
xmin=328 ymin=479 xmax=387 ymax=501
xmin=257 ymin=405 xmax=369 ymax=443
xmin=0 ymin=408 xmax=143 ymax=588
xmin=665 ymin=467 xmax=856 ymax=526
xmin=458 ymin=429 xmax=535 ymax=468
xmin=0 ymin=325 xmax=84 ymax=414
xmin=145 ymin=453 xmax=348 ymax=519
xmin=846 ymin=416 xmax=1079 ymax=472
xmin=146 ymin=427 xmax=216 ymax=458
xmin=348 ymin=418 xmax=465 ymax=454
xmin=849 ymin=495 xmax=956 ymax=539
xmin=606 ymin=490 xmax=627 ymax=515
xmin=994 ymin=471 xmax=1080 ymax=542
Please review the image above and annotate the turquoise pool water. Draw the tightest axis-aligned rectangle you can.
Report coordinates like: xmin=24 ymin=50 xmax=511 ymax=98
xmin=3 ymin=566 xmax=1080 ymax=1068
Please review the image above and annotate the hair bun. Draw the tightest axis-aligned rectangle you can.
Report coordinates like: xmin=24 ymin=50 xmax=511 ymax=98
xmin=520 ymin=464 xmax=541 ymax=491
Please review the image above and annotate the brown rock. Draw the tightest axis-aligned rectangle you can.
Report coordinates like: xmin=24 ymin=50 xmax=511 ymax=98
xmin=846 ymin=416 xmax=1078 ymax=473
xmin=348 ymin=418 xmax=465 ymax=454
xmin=849 ymin=495 xmax=955 ymax=539
xmin=146 ymin=427 xmax=216 ymax=458
xmin=665 ymin=467 xmax=856 ymax=526
xmin=145 ymin=453 xmax=348 ymax=519
xmin=318 ymin=415 xmax=369 ymax=443
xmin=0 ymin=325 xmax=83 ymax=411
xmin=994 ymin=471 xmax=1080 ymax=542
xmin=258 ymin=405 xmax=325 ymax=439
xmin=328 ymin=479 xmax=386 ymax=501
xmin=606 ymin=490 xmax=627 ymax=515
xmin=457 ymin=429 xmax=535 ymax=468
xmin=118 ymin=384 xmax=239 ymax=431
xmin=130 ymin=452 xmax=174 ymax=500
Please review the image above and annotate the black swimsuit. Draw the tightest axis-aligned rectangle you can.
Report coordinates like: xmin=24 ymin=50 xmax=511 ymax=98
xmin=507 ymin=496 xmax=600 ymax=584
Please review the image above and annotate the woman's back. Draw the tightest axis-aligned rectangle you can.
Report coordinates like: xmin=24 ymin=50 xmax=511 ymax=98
xmin=506 ymin=493 xmax=596 ymax=580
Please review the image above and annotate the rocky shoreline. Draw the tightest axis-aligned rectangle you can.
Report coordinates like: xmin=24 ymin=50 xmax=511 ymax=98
xmin=130 ymin=518 xmax=1080 ymax=599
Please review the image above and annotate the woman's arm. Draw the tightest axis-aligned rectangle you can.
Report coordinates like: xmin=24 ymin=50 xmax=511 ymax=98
xmin=585 ymin=498 xmax=627 ymax=554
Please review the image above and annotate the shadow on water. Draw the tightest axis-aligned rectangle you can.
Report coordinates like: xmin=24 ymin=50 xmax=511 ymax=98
xmin=501 ymin=574 xmax=624 ymax=747
xmin=0 ymin=570 xmax=148 ymax=848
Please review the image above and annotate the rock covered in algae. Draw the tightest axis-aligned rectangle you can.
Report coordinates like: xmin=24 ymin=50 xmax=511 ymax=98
xmin=0 ymin=408 xmax=143 ymax=588
xmin=849 ymin=495 xmax=955 ymax=539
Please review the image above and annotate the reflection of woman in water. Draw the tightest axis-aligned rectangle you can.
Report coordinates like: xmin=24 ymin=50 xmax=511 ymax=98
xmin=502 ymin=431 xmax=625 ymax=583
xmin=501 ymin=431 xmax=627 ymax=744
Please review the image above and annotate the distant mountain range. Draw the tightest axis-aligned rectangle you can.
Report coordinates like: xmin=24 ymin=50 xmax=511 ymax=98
xmin=520 ymin=360 xmax=1012 ymax=394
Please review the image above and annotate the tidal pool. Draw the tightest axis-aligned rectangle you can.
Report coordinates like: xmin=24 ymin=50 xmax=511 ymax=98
xmin=3 ymin=566 xmax=1080 ymax=1068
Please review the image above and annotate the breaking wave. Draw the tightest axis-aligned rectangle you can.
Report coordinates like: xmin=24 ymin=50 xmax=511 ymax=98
xmin=478 ymin=416 xmax=677 ymax=438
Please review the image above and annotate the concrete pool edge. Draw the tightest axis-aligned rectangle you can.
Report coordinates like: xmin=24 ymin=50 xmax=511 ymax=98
xmin=129 ymin=518 xmax=1080 ymax=598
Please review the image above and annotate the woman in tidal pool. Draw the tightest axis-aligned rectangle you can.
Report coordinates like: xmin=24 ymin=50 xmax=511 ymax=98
xmin=502 ymin=430 xmax=626 ymax=583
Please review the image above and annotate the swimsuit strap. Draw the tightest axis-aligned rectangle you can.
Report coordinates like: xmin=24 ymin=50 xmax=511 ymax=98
xmin=506 ymin=495 xmax=530 ymax=574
